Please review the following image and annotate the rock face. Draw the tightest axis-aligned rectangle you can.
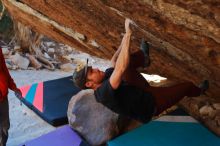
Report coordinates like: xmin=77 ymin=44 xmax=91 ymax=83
xmin=180 ymin=96 xmax=220 ymax=136
xmin=67 ymin=89 xmax=119 ymax=146
xmin=2 ymin=0 xmax=219 ymax=98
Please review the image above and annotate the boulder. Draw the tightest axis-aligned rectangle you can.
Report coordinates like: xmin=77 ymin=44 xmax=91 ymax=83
xmin=10 ymin=53 xmax=30 ymax=69
xmin=67 ymin=89 xmax=119 ymax=146
xmin=1 ymin=46 xmax=10 ymax=55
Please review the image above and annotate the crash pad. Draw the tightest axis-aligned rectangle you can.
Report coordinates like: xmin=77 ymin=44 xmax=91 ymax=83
xmin=20 ymin=125 xmax=90 ymax=146
xmin=108 ymin=109 xmax=220 ymax=146
xmin=19 ymin=76 xmax=80 ymax=126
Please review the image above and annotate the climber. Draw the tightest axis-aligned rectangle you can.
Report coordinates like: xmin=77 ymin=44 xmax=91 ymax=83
xmin=0 ymin=47 xmax=22 ymax=146
xmin=73 ymin=18 xmax=209 ymax=123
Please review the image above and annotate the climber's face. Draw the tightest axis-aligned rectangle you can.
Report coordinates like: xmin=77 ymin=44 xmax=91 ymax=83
xmin=85 ymin=67 xmax=105 ymax=89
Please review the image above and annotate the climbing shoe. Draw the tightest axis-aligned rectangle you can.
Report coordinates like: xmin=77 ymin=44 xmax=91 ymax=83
xmin=199 ymin=80 xmax=209 ymax=95
xmin=140 ymin=38 xmax=150 ymax=67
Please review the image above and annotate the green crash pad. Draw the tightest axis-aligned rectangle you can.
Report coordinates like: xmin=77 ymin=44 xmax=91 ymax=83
xmin=108 ymin=121 xmax=220 ymax=146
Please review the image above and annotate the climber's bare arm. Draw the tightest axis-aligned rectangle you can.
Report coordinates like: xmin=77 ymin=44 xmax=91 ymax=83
xmin=110 ymin=33 xmax=127 ymax=67
xmin=110 ymin=19 xmax=132 ymax=89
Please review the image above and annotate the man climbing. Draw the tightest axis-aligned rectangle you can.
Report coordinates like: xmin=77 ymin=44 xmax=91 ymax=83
xmin=73 ymin=19 xmax=209 ymax=123
xmin=0 ymin=47 xmax=22 ymax=146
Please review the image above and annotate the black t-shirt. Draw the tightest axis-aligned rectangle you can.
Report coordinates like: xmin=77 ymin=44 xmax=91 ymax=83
xmin=94 ymin=68 xmax=155 ymax=123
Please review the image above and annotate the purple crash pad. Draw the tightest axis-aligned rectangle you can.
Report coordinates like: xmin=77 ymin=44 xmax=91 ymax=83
xmin=20 ymin=125 xmax=89 ymax=146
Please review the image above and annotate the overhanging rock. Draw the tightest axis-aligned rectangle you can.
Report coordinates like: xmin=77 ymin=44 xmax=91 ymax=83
xmin=2 ymin=0 xmax=220 ymax=97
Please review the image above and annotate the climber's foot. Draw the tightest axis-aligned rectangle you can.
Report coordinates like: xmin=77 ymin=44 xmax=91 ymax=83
xmin=140 ymin=38 xmax=150 ymax=67
xmin=199 ymin=80 xmax=209 ymax=95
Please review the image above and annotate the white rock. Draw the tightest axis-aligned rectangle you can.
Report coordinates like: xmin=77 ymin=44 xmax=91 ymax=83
xmin=1 ymin=47 xmax=10 ymax=55
xmin=44 ymin=52 xmax=51 ymax=59
xmin=199 ymin=105 xmax=214 ymax=117
xmin=66 ymin=46 xmax=73 ymax=52
xmin=48 ymin=48 xmax=55 ymax=53
xmin=89 ymin=40 xmax=100 ymax=48
xmin=60 ymin=63 xmax=75 ymax=72
xmin=45 ymin=42 xmax=55 ymax=47
xmin=10 ymin=53 xmax=30 ymax=69
xmin=74 ymin=32 xmax=85 ymax=41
